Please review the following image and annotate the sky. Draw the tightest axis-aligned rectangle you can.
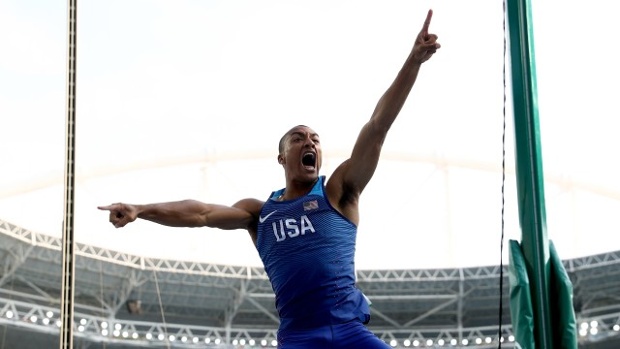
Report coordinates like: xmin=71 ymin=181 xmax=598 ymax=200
xmin=0 ymin=0 xmax=619 ymax=270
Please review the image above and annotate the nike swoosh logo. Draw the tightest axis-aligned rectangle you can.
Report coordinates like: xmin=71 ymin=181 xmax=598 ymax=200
xmin=259 ymin=210 xmax=278 ymax=223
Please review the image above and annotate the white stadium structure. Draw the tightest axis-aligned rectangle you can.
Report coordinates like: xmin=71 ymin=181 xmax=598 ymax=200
xmin=1 ymin=218 xmax=620 ymax=348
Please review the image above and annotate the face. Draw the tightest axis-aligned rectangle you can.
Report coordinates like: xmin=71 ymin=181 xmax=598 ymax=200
xmin=278 ymin=126 xmax=322 ymax=182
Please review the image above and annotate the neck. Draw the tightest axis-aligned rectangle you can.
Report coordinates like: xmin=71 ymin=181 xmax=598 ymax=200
xmin=281 ymin=177 xmax=319 ymax=201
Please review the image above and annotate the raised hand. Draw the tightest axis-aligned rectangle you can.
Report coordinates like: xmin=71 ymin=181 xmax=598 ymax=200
xmin=411 ymin=9 xmax=441 ymax=64
xmin=98 ymin=203 xmax=138 ymax=228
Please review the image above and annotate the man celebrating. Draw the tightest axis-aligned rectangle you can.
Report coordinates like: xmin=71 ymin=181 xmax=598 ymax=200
xmin=100 ymin=9 xmax=440 ymax=349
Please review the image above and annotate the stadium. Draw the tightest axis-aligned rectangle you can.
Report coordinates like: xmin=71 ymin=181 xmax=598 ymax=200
xmin=1 ymin=219 xmax=620 ymax=348
xmin=1 ymin=0 xmax=619 ymax=348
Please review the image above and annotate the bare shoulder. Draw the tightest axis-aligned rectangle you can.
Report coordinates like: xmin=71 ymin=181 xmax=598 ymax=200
xmin=232 ymin=198 xmax=265 ymax=217
xmin=325 ymin=161 xmax=346 ymax=203
xmin=233 ymin=198 xmax=264 ymax=245
xmin=324 ymin=161 xmax=361 ymax=225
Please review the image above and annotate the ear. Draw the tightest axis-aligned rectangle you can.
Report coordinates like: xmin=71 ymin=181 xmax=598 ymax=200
xmin=277 ymin=154 xmax=284 ymax=165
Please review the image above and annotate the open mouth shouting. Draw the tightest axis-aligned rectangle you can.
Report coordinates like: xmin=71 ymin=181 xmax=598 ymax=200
xmin=302 ymin=152 xmax=317 ymax=171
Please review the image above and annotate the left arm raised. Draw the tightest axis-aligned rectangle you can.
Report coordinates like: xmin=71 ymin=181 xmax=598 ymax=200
xmin=328 ymin=9 xmax=440 ymax=211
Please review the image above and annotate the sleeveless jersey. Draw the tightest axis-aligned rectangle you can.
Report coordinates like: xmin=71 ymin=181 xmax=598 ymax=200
xmin=256 ymin=176 xmax=370 ymax=330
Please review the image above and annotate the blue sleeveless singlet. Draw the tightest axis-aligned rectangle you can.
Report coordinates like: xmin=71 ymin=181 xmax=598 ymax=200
xmin=255 ymin=176 xmax=369 ymax=330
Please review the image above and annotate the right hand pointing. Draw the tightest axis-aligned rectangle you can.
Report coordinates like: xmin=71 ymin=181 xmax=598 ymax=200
xmin=411 ymin=9 xmax=441 ymax=64
xmin=98 ymin=203 xmax=138 ymax=228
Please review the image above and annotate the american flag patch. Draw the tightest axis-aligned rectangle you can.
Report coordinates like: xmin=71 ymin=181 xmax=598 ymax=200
xmin=303 ymin=200 xmax=319 ymax=211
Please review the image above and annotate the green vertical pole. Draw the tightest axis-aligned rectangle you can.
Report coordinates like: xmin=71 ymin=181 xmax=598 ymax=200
xmin=505 ymin=0 xmax=553 ymax=348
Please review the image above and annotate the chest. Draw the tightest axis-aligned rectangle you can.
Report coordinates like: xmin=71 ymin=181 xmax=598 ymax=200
xmin=256 ymin=197 xmax=354 ymax=249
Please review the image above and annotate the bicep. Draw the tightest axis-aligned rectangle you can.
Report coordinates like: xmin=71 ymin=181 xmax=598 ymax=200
xmin=325 ymin=122 xmax=385 ymax=220
xmin=206 ymin=199 xmax=262 ymax=230
xmin=340 ymin=120 xmax=386 ymax=193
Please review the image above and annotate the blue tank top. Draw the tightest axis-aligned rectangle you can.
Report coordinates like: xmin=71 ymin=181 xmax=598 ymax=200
xmin=256 ymin=176 xmax=370 ymax=330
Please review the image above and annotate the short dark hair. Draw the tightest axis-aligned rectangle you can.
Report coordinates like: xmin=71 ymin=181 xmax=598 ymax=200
xmin=278 ymin=125 xmax=309 ymax=154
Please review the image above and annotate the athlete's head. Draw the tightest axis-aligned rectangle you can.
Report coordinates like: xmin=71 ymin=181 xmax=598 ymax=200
xmin=278 ymin=125 xmax=322 ymax=183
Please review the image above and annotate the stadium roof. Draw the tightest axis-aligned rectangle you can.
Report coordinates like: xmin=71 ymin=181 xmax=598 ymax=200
xmin=2 ymin=220 xmax=620 ymax=348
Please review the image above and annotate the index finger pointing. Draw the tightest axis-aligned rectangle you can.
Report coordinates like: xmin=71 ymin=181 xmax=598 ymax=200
xmin=98 ymin=205 xmax=114 ymax=211
xmin=422 ymin=9 xmax=433 ymax=34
